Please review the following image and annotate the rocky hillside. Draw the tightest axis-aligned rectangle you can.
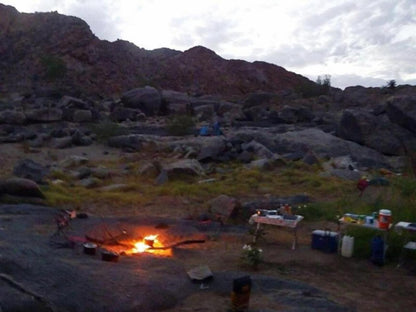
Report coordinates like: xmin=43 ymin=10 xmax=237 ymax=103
xmin=0 ymin=3 xmax=313 ymax=98
xmin=1 ymin=3 xmax=416 ymax=187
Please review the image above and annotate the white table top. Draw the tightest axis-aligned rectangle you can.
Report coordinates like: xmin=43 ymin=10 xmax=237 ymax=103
xmin=339 ymin=217 xmax=391 ymax=231
xmin=395 ymin=222 xmax=416 ymax=231
xmin=249 ymin=214 xmax=303 ymax=228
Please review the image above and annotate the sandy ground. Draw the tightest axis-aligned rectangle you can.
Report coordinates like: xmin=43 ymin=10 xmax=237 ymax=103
xmin=1 ymin=143 xmax=416 ymax=311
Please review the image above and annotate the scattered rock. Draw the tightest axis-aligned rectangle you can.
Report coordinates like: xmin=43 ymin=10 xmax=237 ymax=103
xmin=121 ymin=86 xmax=162 ymax=116
xmin=155 ymin=169 xmax=168 ymax=185
xmin=51 ymin=136 xmax=72 ymax=149
xmin=73 ymin=109 xmax=92 ymax=123
xmin=0 ymin=110 xmax=26 ymax=124
xmin=25 ymin=108 xmax=62 ymax=122
xmin=110 ymin=107 xmax=145 ymax=122
xmin=386 ymin=95 xmax=416 ymax=134
xmin=59 ymin=155 xmax=89 ymax=168
xmin=0 ymin=178 xmax=45 ymax=198
xmin=208 ymin=194 xmax=241 ymax=223
xmin=13 ymin=159 xmax=49 ymax=184
xmin=302 ymin=150 xmax=320 ymax=165
xmin=329 ymin=169 xmax=362 ymax=181
xmin=108 ymin=134 xmax=145 ymax=151
xmin=78 ymin=177 xmax=101 ymax=188
xmin=90 ymin=167 xmax=111 ymax=179
xmin=197 ymin=137 xmax=227 ymax=162
xmin=163 ymin=159 xmax=205 ymax=177
xmin=138 ymin=161 xmax=160 ymax=178
xmin=99 ymin=184 xmax=129 ymax=191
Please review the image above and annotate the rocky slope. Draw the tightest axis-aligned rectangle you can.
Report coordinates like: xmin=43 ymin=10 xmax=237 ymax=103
xmin=0 ymin=3 xmax=313 ymax=98
xmin=1 ymin=3 xmax=416 ymax=191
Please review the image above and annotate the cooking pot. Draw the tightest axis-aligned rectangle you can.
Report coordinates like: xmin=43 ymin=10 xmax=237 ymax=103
xmin=101 ymin=250 xmax=119 ymax=262
xmin=83 ymin=242 xmax=97 ymax=255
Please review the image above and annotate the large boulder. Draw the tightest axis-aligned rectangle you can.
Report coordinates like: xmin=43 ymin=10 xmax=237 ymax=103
xmin=58 ymin=96 xmax=91 ymax=121
xmin=241 ymin=140 xmax=274 ymax=159
xmin=274 ymin=128 xmax=389 ymax=169
xmin=193 ymin=104 xmax=215 ymax=121
xmin=163 ymin=159 xmax=205 ymax=177
xmin=386 ymin=95 xmax=416 ymax=134
xmin=243 ymin=92 xmax=279 ymax=108
xmin=121 ymin=86 xmax=162 ymax=116
xmin=278 ymin=106 xmax=298 ymax=123
xmin=0 ymin=178 xmax=45 ymax=198
xmin=73 ymin=109 xmax=92 ymax=123
xmin=336 ymin=109 xmax=403 ymax=155
xmin=51 ymin=136 xmax=73 ymax=149
xmin=59 ymin=155 xmax=89 ymax=168
xmin=59 ymin=96 xmax=90 ymax=110
xmin=110 ymin=107 xmax=145 ymax=122
xmin=13 ymin=159 xmax=49 ymax=184
xmin=340 ymin=86 xmax=382 ymax=107
xmin=25 ymin=108 xmax=63 ymax=122
xmin=107 ymin=134 xmax=145 ymax=151
xmin=71 ymin=129 xmax=93 ymax=146
xmin=217 ymin=102 xmax=245 ymax=125
xmin=138 ymin=161 xmax=160 ymax=178
xmin=161 ymin=90 xmax=191 ymax=115
xmin=0 ymin=110 xmax=26 ymax=124
xmin=208 ymin=194 xmax=241 ymax=223
xmin=197 ymin=137 xmax=227 ymax=162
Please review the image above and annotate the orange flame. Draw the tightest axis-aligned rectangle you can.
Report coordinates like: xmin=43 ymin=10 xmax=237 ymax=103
xmin=131 ymin=234 xmax=171 ymax=255
xmin=133 ymin=241 xmax=150 ymax=253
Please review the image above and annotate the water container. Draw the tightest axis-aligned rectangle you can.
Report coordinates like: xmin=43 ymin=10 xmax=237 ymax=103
xmin=371 ymin=235 xmax=385 ymax=266
xmin=378 ymin=209 xmax=392 ymax=229
xmin=341 ymin=235 xmax=354 ymax=258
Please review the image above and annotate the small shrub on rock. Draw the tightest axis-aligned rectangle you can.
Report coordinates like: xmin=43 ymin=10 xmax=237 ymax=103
xmin=89 ymin=121 xmax=127 ymax=143
xmin=167 ymin=115 xmax=195 ymax=136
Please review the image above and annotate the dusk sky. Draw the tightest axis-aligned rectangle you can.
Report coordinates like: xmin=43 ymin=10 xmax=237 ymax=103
xmin=3 ymin=0 xmax=416 ymax=89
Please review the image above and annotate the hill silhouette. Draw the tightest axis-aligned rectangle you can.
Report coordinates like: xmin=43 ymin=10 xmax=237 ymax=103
xmin=0 ymin=3 xmax=315 ymax=98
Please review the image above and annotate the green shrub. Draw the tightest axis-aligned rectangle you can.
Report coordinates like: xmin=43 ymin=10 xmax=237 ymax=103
xmin=393 ymin=176 xmax=416 ymax=198
xmin=241 ymin=244 xmax=263 ymax=268
xmin=41 ymin=55 xmax=67 ymax=81
xmin=89 ymin=121 xmax=128 ymax=143
xmin=166 ymin=115 xmax=195 ymax=136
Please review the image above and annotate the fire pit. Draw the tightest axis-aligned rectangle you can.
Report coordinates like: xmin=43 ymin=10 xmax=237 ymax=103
xmin=129 ymin=234 xmax=173 ymax=256
xmin=84 ymin=222 xmax=206 ymax=258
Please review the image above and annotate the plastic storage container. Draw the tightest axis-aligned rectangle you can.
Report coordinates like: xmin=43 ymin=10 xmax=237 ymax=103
xmin=378 ymin=209 xmax=392 ymax=229
xmin=311 ymin=230 xmax=339 ymax=253
xmin=341 ymin=235 xmax=354 ymax=258
xmin=371 ymin=235 xmax=385 ymax=266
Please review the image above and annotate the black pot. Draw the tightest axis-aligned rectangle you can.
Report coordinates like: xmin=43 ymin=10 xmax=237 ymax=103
xmin=83 ymin=242 xmax=97 ymax=255
xmin=101 ymin=250 xmax=119 ymax=262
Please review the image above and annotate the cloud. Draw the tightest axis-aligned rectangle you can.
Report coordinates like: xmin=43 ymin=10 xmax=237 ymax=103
xmin=330 ymin=74 xmax=387 ymax=89
xmin=2 ymin=0 xmax=415 ymax=89
xmin=62 ymin=0 xmax=122 ymax=41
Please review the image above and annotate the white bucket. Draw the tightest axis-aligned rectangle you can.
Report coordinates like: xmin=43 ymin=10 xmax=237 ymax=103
xmin=341 ymin=235 xmax=354 ymax=258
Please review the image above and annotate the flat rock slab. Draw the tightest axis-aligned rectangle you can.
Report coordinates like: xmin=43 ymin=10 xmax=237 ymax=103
xmin=0 ymin=204 xmax=354 ymax=312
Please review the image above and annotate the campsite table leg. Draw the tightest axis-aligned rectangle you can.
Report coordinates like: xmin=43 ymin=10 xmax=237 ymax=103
xmin=253 ymin=222 xmax=261 ymax=243
xmin=292 ymin=227 xmax=297 ymax=250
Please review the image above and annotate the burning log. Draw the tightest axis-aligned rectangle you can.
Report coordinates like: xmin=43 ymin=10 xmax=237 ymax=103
xmin=147 ymin=239 xmax=206 ymax=250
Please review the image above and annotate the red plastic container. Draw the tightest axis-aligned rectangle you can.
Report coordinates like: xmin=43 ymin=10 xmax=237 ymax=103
xmin=378 ymin=209 xmax=392 ymax=229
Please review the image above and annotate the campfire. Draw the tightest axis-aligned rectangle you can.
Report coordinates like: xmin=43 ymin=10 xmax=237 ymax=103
xmin=83 ymin=223 xmax=205 ymax=259
xmin=130 ymin=234 xmax=171 ymax=256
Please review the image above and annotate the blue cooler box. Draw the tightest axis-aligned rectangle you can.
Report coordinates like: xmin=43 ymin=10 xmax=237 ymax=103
xmin=311 ymin=230 xmax=339 ymax=253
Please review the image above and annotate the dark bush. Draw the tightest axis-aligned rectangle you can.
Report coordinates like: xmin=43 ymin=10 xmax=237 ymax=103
xmin=167 ymin=115 xmax=195 ymax=136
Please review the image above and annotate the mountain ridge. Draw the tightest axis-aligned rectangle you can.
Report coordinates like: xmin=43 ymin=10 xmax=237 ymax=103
xmin=0 ymin=3 xmax=315 ymax=99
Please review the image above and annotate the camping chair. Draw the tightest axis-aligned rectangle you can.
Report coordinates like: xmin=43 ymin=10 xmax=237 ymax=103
xmin=398 ymin=241 xmax=416 ymax=271
xmin=49 ymin=210 xmax=86 ymax=248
